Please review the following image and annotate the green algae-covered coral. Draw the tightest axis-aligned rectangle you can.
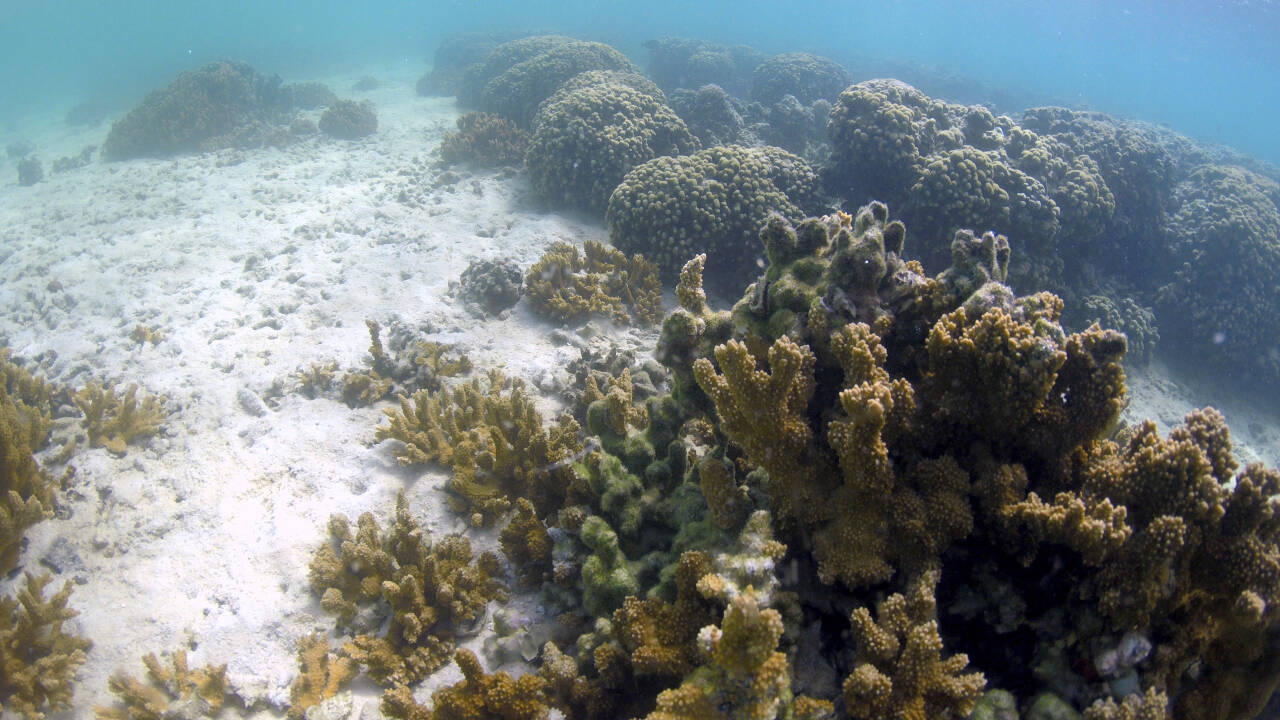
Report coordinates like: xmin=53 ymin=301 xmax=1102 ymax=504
xmin=309 ymin=493 xmax=507 ymax=686
xmin=72 ymin=381 xmax=166 ymax=456
xmin=606 ymin=145 xmax=824 ymax=288
xmin=843 ymin=572 xmax=985 ymax=720
xmin=1 ymin=574 xmax=91 ymax=720
xmin=477 ymin=40 xmax=639 ymax=128
xmin=524 ymin=240 xmax=663 ymax=327
xmin=526 ymin=80 xmax=699 ymax=215
xmin=375 ymin=369 xmax=581 ymax=522
xmin=381 ymin=648 xmax=550 ymax=720
xmin=440 ymin=112 xmax=528 ymax=168
xmin=96 ymin=651 xmax=229 ymax=720
xmin=579 ymin=515 xmax=639 ymax=618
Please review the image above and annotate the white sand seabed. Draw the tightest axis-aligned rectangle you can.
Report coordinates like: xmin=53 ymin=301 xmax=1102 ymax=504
xmin=0 ymin=65 xmax=1277 ymax=719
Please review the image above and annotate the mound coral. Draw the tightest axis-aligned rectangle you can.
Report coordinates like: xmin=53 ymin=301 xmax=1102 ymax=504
xmin=477 ymin=41 xmax=640 ymax=128
xmin=750 ymin=51 xmax=851 ymax=106
xmin=319 ymin=99 xmax=377 ymax=140
xmin=526 ymin=80 xmax=699 ymax=215
xmin=417 ymin=31 xmax=535 ymax=97
xmin=825 ymin=79 xmax=1114 ymax=290
xmin=606 ymin=145 xmax=823 ymax=289
xmin=453 ymin=257 xmax=524 ymax=316
xmin=456 ymin=35 xmax=574 ymax=110
xmin=643 ymin=37 xmax=764 ymax=98
xmin=524 ymin=240 xmax=662 ymax=327
xmin=102 ymin=60 xmax=302 ymax=160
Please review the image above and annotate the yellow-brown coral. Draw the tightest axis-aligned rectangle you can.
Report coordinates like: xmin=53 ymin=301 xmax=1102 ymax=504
xmin=286 ymin=632 xmax=357 ymax=719
xmin=96 ymin=651 xmax=228 ymax=720
xmin=1 ymin=384 xmax=55 ymax=574
xmin=1 ymin=573 xmax=90 ymax=720
xmin=381 ymin=649 xmax=549 ymax=720
xmin=72 ymin=381 xmax=166 ymax=455
xmin=525 ymin=240 xmax=662 ymax=327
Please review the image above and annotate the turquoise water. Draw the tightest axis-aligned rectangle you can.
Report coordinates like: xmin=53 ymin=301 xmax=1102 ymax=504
xmin=2 ymin=0 xmax=1278 ymax=165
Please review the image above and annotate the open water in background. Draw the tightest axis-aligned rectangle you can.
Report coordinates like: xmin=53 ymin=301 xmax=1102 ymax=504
xmin=1 ymin=0 xmax=1279 ymax=167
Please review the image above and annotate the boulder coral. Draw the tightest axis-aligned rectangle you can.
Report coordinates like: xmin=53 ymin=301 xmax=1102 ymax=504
xmin=606 ymin=144 xmax=823 ymax=289
xmin=750 ymin=51 xmax=851 ymax=107
xmin=526 ymin=80 xmax=699 ymax=215
xmin=477 ymin=41 xmax=640 ymax=128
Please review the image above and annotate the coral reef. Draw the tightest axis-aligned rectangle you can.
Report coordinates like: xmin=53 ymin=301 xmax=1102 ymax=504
xmin=526 ymin=79 xmax=699 ymax=215
xmin=524 ymin=240 xmax=662 ymax=327
xmin=72 ymin=382 xmax=166 ymax=456
xmin=102 ymin=60 xmax=302 ymax=160
xmin=606 ymin=145 xmax=823 ymax=289
xmin=668 ymin=84 xmax=757 ymax=149
xmin=439 ymin=112 xmax=528 ymax=167
xmin=309 ymin=493 xmax=507 ymax=686
xmin=477 ymin=41 xmax=639 ymax=128
xmin=452 ymin=258 xmax=525 ymax=316
xmin=750 ymin=51 xmax=851 ymax=106
xmin=643 ymin=37 xmax=764 ymax=98
xmin=96 ymin=651 xmax=229 ymax=720
xmin=319 ymin=99 xmax=377 ymax=140
xmin=381 ymin=649 xmax=549 ymax=720
xmin=0 ymin=574 xmax=91 ymax=720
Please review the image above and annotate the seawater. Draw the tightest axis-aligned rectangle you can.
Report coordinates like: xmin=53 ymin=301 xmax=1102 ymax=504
xmin=2 ymin=0 xmax=1279 ymax=166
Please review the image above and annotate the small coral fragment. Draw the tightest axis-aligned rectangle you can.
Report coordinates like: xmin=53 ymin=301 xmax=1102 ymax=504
xmin=72 ymin=381 xmax=166 ymax=455
xmin=0 ymin=573 xmax=91 ymax=720
xmin=286 ymin=632 xmax=357 ymax=719
xmin=96 ymin=650 xmax=229 ymax=720
xmin=381 ymin=649 xmax=550 ymax=720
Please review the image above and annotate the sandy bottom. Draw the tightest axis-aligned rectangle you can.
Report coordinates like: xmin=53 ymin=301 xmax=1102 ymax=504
xmin=0 ymin=63 xmax=1276 ymax=719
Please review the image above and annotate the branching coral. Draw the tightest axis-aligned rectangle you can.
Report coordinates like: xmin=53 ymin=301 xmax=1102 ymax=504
xmin=381 ymin=649 xmax=550 ymax=720
xmin=524 ymin=241 xmax=663 ymax=327
xmin=1 ymin=384 xmax=54 ymax=574
xmin=96 ymin=651 xmax=229 ymax=720
xmin=72 ymin=381 xmax=166 ymax=456
xmin=0 ymin=573 xmax=90 ymax=720
xmin=309 ymin=493 xmax=507 ymax=686
xmin=611 ymin=551 xmax=716 ymax=680
xmin=500 ymin=498 xmax=553 ymax=587
xmin=843 ymin=571 xmax=986 ymax=720
xmin=440 ymin=112 xmax=528 ymax=167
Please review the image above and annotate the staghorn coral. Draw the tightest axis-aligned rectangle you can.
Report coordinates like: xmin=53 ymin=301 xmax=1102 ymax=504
xmin=339 ymin=368 xmax=391 ymax=407
xmin=646 ymin=590 xmax=827 ymax=720
xmin=750 ymin=51 xmax=851 ymax=107
xmin=611 ymin=551 xmax=716 ymax=681
xmin=0 ymin=573 xmax=90 ymax=720
xmin=843 ymin=571 xmax=986 ymax=720
xmin=286 ymin=632 xmax=357 ymax=720
xmin=478 ymin=41 xmax=639 ymax=128
xmin=524 ymin=240 xmax=663 ymax=327
xmin=96 ymin=651 xmax=229 ymax=720
xmin=381 ymin=649 xmax=549 ymax=720
xmin=309 ymin=493 xmax=507 ymax=686
xmin=1083 ymin=687 xmax=1169 ymax=720
xmin=606 ymin=144 xmax=824 ymax=288
xmin=1 ymin=383 xmax=55 ymax=574
xmin=440 ymin=112 xmax=529 ymax=168
xmin=319 ymin=99 xmax=377 ymax=139
xmin=375 ymin=369 xmax=580 ymax=521
xmin=72 ymin=381 xmax=166 ymax=456
xmin=526 ymin=80 xmax=698 ymax=215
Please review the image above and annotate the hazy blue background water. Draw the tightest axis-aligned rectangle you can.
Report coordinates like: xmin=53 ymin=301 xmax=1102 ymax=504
xmin=2 ymin=0 xmax=1278 ymax=166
